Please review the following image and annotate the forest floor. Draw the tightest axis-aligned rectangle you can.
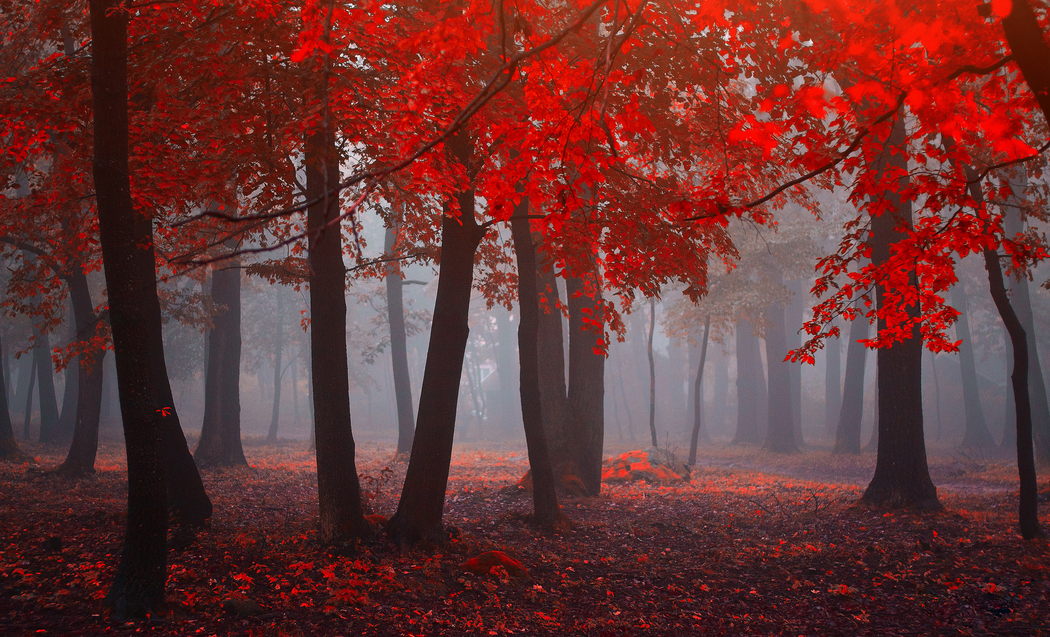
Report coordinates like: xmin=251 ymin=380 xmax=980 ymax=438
xmin=1 ymin=437 xmax=1049 ymax=636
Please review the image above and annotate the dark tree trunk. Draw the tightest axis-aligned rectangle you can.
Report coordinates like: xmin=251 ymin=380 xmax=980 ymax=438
xmin=786 ymin=279 xmax=804 ymax=446
xmin=834 ymin=312 xmax=869 ymax=454
xmin=511 ymin=202 xmax=562 ymax=528
xmin=824 ymin=326 xmax=842 ymax=438
xmin=34 ymin=335 xmax=61 ymax=445
xmin=90 ymin=0 xmax=170 ymax=616
xmin=929 ymin=351 xmax=943 ymax=441
xmin=952 ymin=284 xmax=996 ymax=448
xmin=1002 ymin=175 xmax=1050 ymax=463
xmin=495 ymin=309 xmax=519 ymax=434
xmin=55 ymin=269 xmax=106 ymax=475
xmin=22 ymin=355 xmax=36 ymax=440
xmin=537 ymin=264 xmax=573 ymax=471
xmin=12 ymin=353 xmax=32 ymax=434
xmin=1003 ymin=326 xmax=1017 ymax=448
xmin=984 ymin=248 xmax=1043 ymax=539
xmin=733 ymin=316 xmax=766 ymax=444
xmin=688 ymin=315 xmax=712 ymax=465
xmin=1000 ymin=0 xmax=1050 ymax=126
xmin=0 ymin=333 xmax=22 ymax=461
xmin=266 ymin=293 xmax=285 ymax=444
xmin=305 ymin=130 xmax=368 ymax=542
xmin=385 ymin=225 xmax=415 ymax=457
xmin=763 ymin=298 xmax=798 ymax=453
xmin=860 ymin=115 xmax=940 ymax=510
xmin=389 ymin=131 xmax=485 ymax=547
xmin=57 ymin=349 xmax=78 ymax=441
xmin=647 ymin=299 xmax=657 ymax=447
xmin=566 ymin=266 xmax=605 ymax=496
xmin=195 ymin=261 xmax=246 ymax=468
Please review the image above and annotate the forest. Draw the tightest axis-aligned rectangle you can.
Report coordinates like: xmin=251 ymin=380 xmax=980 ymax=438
xmin=2 ymin=0 xmax=1050 ymax=634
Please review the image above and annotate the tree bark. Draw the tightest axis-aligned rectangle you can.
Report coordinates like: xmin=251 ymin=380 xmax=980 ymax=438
xmin=952 ymin=284 xmax=996 ymax=448
xmin=1000 ymin=0 xmax=1050 ymax=126
xmin=385 ymin=224 xmax=415 ymax=457
xmin=511 ymin=201 xmax=562 ymax=528
xmin=824 ymin=325 xmax=842 ymax=439
xmin=90 ymin=0 xmax=171 ymax=616
xmin=55 ymin=268 xmax=106 ymax=475
xmin=195 ymin=261 xmax=246 ymax=468
xmin=34 ymin=335 xmax=61 ymax=446
xmin=859 ymin=115 xmax=940 ymax=510
xmin=733 ymin=316 xmax=766 ymax=444
xmin=305 ymin=129 xmax=368 ymax=542
xmin=786 ymin=279 xmax=804 ymax=446
xmin=688 ymin=314 xmax=712 ymax=465
xmin=834 ymin=311 xmax=869 ymax=454
xmin=647 ymin=299 xmax=657 ymax=448
xmin=537 ymin=264 xmax=573 ymax=461
xmin=984 ymin=248 xmax=1043 ymax=539
xmin=566 ymin=265 xmax=605 ymax=496
xmin=388 ymin=130 xmax=486 ymax=547
xmin=22 ymin=355 xmax=36 ymax=440
xmin=266 ymin=292 xmax=285 ymax=443
xmin=0 ymin=333 xmax=22 ymax=461
xmin=763 ymin=296 xmax=798 ymax=453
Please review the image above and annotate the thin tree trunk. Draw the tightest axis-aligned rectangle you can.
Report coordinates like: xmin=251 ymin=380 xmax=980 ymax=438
xmin=511 ymin=201 xmax=562 ymax=528
xmin=688 ymin=314 xmax=712 ymax=465
xmin=953 ymin=284 xmax=995 ymax=447
xmin=1003 ymin=327 xmax=1016 ymax=448
xmin=305 ymin=127 xmax=368 ymax=542
xmin=195 ymin=260 xmax=246 ymax=468
xmin=22 ymin=355 xmax=36 ymax=440
xmin=566 ymin=265 xmax=605 ymax=496
xmin=786 ymin=279 xmax=804 ymax=446
xmin=733 ymin=316 xmax=766 ymax=444
xmin=536 ymin=260 xmax=575 ymax=485
xmin=763 ymin=296 xmax=798 ymax=453
xmin=385 ymin=224 xmax=415 ymax=457
xmin=984 ymin=248 xmax=1043 ymax=539
xmin=860 ymin=115 xmax=939 ymax=510
xmin=388 ymin=130 xmax=486 ymax=548
xmin=647 ymin=299 xmax=657 ymax=447
xmin=930 ymin=350 xmax=943 ymax=441
xmin=824 ymin=325 xmax=842 ymax=439
xmin=34 ymin=335 xmax=61 ymax=445
xmin=0 ymin=333 xmax=22 ymax=461
xmin=267 ymin=292 xmax=285 ymax=443
xmin=835 ymin=312 xmax=869 ymax=454
xmin=55 ymin=268 xmax=106 ymax=475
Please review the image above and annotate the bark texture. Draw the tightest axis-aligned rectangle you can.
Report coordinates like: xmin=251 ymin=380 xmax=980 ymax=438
xmin=305 ymin=129 xmax=368 ymax=543
xmin=566 ymin=266 xmax=605 ymax=496
xmin=195 ymin=262 xmax=246 ymax=468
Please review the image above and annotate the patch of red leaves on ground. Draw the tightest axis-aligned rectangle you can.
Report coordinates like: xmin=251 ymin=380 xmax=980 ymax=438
xmin=1 ymin=440 xmax=1049 ymax=635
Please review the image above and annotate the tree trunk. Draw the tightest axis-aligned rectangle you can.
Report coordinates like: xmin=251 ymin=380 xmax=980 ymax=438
xmin=834 ymin=312 xmax=869 ymax=454
xmin=536 ymin=258 xmax=577 ymax=490
xmin=511 ymin=202 xmax=562 ymax=528
xmin=57 ymin=348 xmax=78 ymax=442
xmin=55 ymin=268 xmax=106 ymax=475
xmin=304 ymin=129 xmax=368 ymax=542
xmin=786 ymin=279 xmax=804 ymax=446
xmin=266 ymin=292 xmax=285 ymax=443
xmin=385 ymin=224 xmax=415 ymax=457
xmin=952 ymin=283 xmax=996 ymax=448
xmin=688 ymin=315 xmax=712 ymax=465
xmin=0 ymin=333 xmax=22 ymax=461
xmin=1003 ymin=326 xmax=1016 ymax=448
xmin=763 ymin=297 xmax=798 ymax=453
xmin=566 ymin=266 xmax=605 ymax=496
xmin=733 ymin=316 xmax=766 ymax=444
xmin=34 ymin=335 xmax=61 ymax=445
xmin=1000 ymin=0 xmax=1050 ymax=126
xmin=647 ymin=299 xmax=657 ymax=447
xmin=195 ymin=259 xmax=246 ymax=468
xmin=984 ymin=248 xmax=1043 ymax=539
xmin=22 ymin=355 xmax=36 ymax=440
xmin=1003 ymin=174 xmax=1050 ymax=463
xmin=929 ymin=350 xmax=943 ymax=441
xmin=388 ymin=130 xmax=486 ymax=547
xmin=90 ymin=0 xmax=171 ymax=616
xmin=859 ymin=115 xmax=940 ymax=510
xmin=495 ymin=309 xmax=519 ymax=435
xmin=824 ymin=325 xmax=842 ymax=439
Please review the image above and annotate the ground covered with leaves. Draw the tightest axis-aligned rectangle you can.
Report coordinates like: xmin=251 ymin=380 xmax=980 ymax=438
xmin=2 ymin=438 xmax=1049 ymax=635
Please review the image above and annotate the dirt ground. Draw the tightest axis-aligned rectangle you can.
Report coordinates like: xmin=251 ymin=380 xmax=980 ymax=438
xmin=1 ymin=436 xmax=1048 ymax=635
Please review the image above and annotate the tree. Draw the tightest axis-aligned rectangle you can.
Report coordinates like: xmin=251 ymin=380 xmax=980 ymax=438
xmin=266 ymin=290 xmax=286 ymax=444
xmin=834 ymin=308 xmax=869 ymax=455
xmin=0 ymin=333 xmax=22 ymax=461
xmin=687 ymin=314 xmax=711 ymax=465
xmin=384 ymin=223 xmax=415 ymax=458
xmin=647 ymin=298 xmax=657 ymax=447
xmin=194 ymin=257 xmax=247 ymax=468
xmin=951 ymin=282 xmax=996 ymax=448
xmin=763 ymin=270 xmax=799 ymax=453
